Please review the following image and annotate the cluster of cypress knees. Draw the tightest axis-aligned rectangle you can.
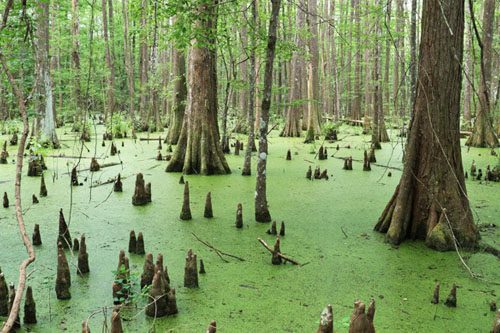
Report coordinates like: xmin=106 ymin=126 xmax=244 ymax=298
xmin=467 ymin=160 xmax=500 ymax=182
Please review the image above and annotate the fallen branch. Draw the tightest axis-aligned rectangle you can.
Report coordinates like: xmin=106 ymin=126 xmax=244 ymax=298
xmin=191 ymin=233 xmax=245 ymax=262
xmin=257 ymin=238 xmax=300 ymax=265
xmin=1 ymin=52 xmax=36 ymax=333
xmin=63 ymin=162 xmax=121 ymax=175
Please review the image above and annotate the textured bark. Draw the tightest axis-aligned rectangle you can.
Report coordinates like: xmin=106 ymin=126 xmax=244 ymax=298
xmin=375 ymin=0 xmax=478 ymax=250
xmin=351 ymin=0 xmax=361 ymax=120
xmin=466 ymin=0 xmax=499 ymax=147
xmin=166 ymin=0 xmax=230 ymax=175
xmin=304 ymin=0 xmax=322 ymax=143
xmin=255 ymin=0 xmax=280 ymax=222
xmin=102 ymin=0 xmax=115 ymax=123
xmin=122 ymin=0 xmax=135 ymax=121
xmin=241 ymin=0 xmax=258 ymax=176
xmin=281 ymin=1 xmax=303 ymax=137
xmin=138 ymin=0 xmax=149 ymax=129
xmin=35 ymin=0 xmax=59 ymax=148
xmin=167 ymin=46 xmax=187 ymax=145
xmin=71 ymin=0 xmax=82 ymax=115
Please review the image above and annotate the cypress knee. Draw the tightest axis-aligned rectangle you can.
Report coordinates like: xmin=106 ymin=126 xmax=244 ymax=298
xmin=135 ymin=232 xmax=145 ymax=255
xmin=132 ymin=173 xmax=150 ymax=206
xmin=110 ymin=307 xmax=123 ymax=333
xmin=3 ymin=192 xmax=9 ymax=208
xmin=71 ymin=167 xmax=79 ymax=186
xmin=128 ymin=230 xmax=137 ymax=254
xmin=90 ymin=157 xmax=100 ymax=171
xmin=0 ymin=269 xmax=8 ymax=316
xmin=444 ymin=284 xmax=457 ymax=307
xmin=145 ymin=270 xmax=168 ymax=318
xmin=58 ymin=209 xmax=72 ymax=249
xmin=180 ymin=182 xmax=192 ymax=220
xmin=235 ymin=203 xmax=243 ymax=228
xmin=23 ymin=286 xmax=37 ymax=324
xmin=82 ymin=320 xmax=91 ymax=333
xmin=184 ymin=249 xmax=199 ymax=288
xmin=78 ymin=234 xmax=90 ymax=275
xmin=55 ymin=243 xmax=71 ymax=300
xmin=286 ymin=149 xmax=291 ymax=160
xmin=206 ymin=320 xmax=217 ymax=333
xmin=431 ymin=282 xmax=440 ymax=304
xmin=279 ymin=222 xmax=285 ymax=236
xmin=204 ymin=192 xmax=213 ymax=218
xmin=316 ymin=304 xmax=333 ymax=333
xmin=32 ymin=194 xmax=39 ymax=204
xmin=199 ymin=259 xmax=206 ymax=274
xmin=8 ymin=284 xmax=21 ymax=329
xmin=272 ymin=238 xmax=282 ymax=265
xmin=140 ymin=253 xmax=155 ymax=289
xmin=40 ymin=173 xmax=48 ymax=197
xmin=32 ymin=224 xmax=42 ymax=246
xmin=114 ymin=174 xmax=123 ymax=192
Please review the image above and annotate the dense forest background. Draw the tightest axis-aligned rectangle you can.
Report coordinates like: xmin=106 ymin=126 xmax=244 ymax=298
xmin=0 ymin=0 xmax=498 ymax=145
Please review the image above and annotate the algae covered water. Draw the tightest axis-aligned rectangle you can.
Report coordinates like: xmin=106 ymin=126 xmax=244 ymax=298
xmin=0 ymin=124 xmax=498 ymax=332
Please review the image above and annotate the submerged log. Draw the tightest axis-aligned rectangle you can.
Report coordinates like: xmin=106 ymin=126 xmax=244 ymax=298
xmin=204 ymin=192 xmax=213 ymax=218
xmin=23 ymin=286 xmax=37 ymax=324
xmin=78 ymin=234 xmax=90 ymax=275
xmin=184 ymin=249 xmax=199 ymax=288
xmin=316 ymin=304 xmax=333 ymax=333
xmin=55 ymin=243 xmax=71 ymax=300
xmin=235 ymin=203 xmax=243 ymax=229
xmin=180 ymin=182 xmax=192 ymax=220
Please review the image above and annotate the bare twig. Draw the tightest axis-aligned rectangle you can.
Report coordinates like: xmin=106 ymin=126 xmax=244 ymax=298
xmin=191 ymin=233 xmax=245 ymax=262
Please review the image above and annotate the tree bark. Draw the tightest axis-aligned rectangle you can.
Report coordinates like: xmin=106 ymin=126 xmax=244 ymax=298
xmin=138 ymin=0 xmax=149 ymax=130
xmin=35 ymin=0 xmax=59 ymax=148
xmin=167 ymin=46 xmax=187 ymax=145
xmin=255 ymin=0 xmax=281 ymax=222
xmin=375 ymin=0 xmax=478 ymax=251
xmin=466 ymin=0 xmax=499 ymax=147
xmin=102 ymin=0 xmax=115 ymax=125
xmin=304 ymin=0 xmax=322 ymax=143
xmin=122 ymin=0 xmax=135 ymax=122
xmin=71 ymin=0 xmax=82 ymax=117
xmin=242 ymin=0 xmax=258 ymax=176
xmin=166 ymin=0 xmax=230 ymax=175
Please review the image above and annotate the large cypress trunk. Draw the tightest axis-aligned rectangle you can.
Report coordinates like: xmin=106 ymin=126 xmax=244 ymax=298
xmin=167 ymin=46 xmax=186 ymax=145
xmin=165 ymin=0 xmax=230 ymax=175
xmin=375 ymin=0 xmax=478 ymax=251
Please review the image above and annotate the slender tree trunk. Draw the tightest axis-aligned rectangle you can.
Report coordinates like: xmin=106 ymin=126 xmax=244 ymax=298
xmin=255 ymin=0 xmax=280 ymax=222
xmin=351 ymin=0 xmax=361 ymax=121
xmin=102 ymin=0 xmax=115 ymax=126
xmin=466 ymin=0 xmax=499 ymax=147
xmin=71 ymin=0 xmax=81 ymax=115
xmin=166 ymin=0 xmax=230 ymax=175
xmin=235 ymin=12 xmax=249 ymax=134
xmin=122 ymin=0 xmax=135 ymax=122
xmin=304 ymin=0 xmax=322 ymax=143
xmin=393 ymin=0 xmax=403 ymax=119
xmin=384 ymin=0 xmax=391 ymax=117
xmin=463 ymin=12 xmax=474 ymax=129
xmin=242 ymin=0 xmax=258 ymax=176
xmin=375 ymin=0 xmax=478 ymax=251
xmin=138 ymin=0 xmax=149 ymax=130
xmin=35 ymin=0 xmax=59 ymax=148
xmin=409 ymin=0 xmax=417 ymax=119
xmin=149 ymin=0 xmax=160 ymax=132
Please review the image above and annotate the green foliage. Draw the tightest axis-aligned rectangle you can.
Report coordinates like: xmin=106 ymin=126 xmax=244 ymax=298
xmin=27 ymin=136 xmax=50 ymax=156
xmin=107 ymin=113 xmax=131 ymax=136
xmin=322 ymin=122 xmax=340 ymax=137
xmin=112 ymin=264 xmax=149 ymax=305
xmin=2 ymin=119 xmax=21 ymax=135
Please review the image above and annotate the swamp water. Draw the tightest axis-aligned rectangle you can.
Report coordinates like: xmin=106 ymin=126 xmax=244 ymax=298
xmin=0 ymin=124 xmax=498 ymax=332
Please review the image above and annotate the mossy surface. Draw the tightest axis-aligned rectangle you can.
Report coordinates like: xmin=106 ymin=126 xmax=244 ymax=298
xmin=0 ymin=124 xmax=498 ymax=332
